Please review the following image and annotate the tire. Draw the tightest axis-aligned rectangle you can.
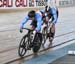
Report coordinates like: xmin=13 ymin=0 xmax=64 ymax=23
xmin=42 ymin=27 xmax=47 ymax=48
xmin=18 ymin=35 xmax=28 ymax=57
xmin=32 ymin=33 xmax=42 ymax=53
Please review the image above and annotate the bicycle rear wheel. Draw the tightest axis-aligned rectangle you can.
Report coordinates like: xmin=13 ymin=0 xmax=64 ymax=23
xmin=18 ymin=35 xmax=28 ymax=57
xmin=32 ymin=33 xmax=42 ymax=53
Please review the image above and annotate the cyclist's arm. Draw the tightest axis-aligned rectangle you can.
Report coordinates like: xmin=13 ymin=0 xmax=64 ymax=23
xmin=35 ymin=14 xmax=43 ymax=32
xmin=51 ymin=8 xmax=58 ymax=24
xmin=20 ymin=15 xmax=29 ymax=28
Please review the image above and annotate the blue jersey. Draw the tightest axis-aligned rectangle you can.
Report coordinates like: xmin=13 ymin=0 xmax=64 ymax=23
xmin=20 ymin=12 xmax=43 ymax=32
xmin=40 ymin=7 xmax=58 ymax=24
xmin=50 ymin=7 xmax=58 ymax=24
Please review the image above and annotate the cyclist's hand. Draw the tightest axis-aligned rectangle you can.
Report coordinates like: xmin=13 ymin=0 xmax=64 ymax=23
xmin=42 ymin=23 xmax=47 ymax=28
xmin=33 ymin=30 xmax=36 ymax=35
xmin=20 ymin=28 xmax=23 ymax=33
xmin=49 ymin=18 xmax=52 ymax=23
xmin=50 ymin=23 xmax=54 ymax=28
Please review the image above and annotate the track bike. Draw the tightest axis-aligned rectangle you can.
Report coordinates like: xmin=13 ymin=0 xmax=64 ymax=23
xmin=18 ymin=28 xmax=42 ymax=57
xmin=41 ymin=21 xmax=52 ymax=48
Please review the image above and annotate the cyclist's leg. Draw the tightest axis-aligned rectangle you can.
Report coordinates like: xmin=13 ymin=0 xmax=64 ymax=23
xmin=30 ymin=20 xmax=37 ymax=47
xmin=48 ymin=9 xmax=58 ymax=42
xmin=30 ymin=20 xmax=37 ymax=30
xmin=49 ymin=24 xmax=55 ymax=43
xmin=38 ymin=32 xmax=42 ymax=42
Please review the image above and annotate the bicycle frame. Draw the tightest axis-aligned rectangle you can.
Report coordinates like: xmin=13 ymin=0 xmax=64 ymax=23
xmin=23 ymin=28 xmax=42 ymax=53
xmin=23 ymin=28 xmax=33 ymax=46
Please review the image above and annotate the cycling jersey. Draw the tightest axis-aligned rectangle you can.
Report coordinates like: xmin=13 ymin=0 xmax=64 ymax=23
xmin=50 ymin=7 xmax=58 ymax=24
xmin=40 ymin=6 xmax=58 ymax=24
xmin=20 ymin=12 xmax=43 ymax=32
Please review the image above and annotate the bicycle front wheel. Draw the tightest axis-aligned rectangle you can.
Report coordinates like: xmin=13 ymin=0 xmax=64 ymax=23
xmin=42 ymin=27 xmax=47 ymax=48
xmin=18 ymin=35 xmax=28 ymax=57
xmin=32 ymin=33 xmax=42 ymax=53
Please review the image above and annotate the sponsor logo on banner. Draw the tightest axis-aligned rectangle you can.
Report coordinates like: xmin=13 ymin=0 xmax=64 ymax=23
xmin=36 ymin=0 xmax=47 ymax=6
xmin=0 ymin=0 xmax=27 ymax=8
xmin=29 ymin=0 xmax=34 ymax=7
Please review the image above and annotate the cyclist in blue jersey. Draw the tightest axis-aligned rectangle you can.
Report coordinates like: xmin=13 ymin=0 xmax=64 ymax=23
xmin=20 ymin=10 xmax=43 ymax=34
xmin=41 ymin=5 xmax=58 ymax=45
xmin=20 ymin=10 xmax=43 ymax=46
